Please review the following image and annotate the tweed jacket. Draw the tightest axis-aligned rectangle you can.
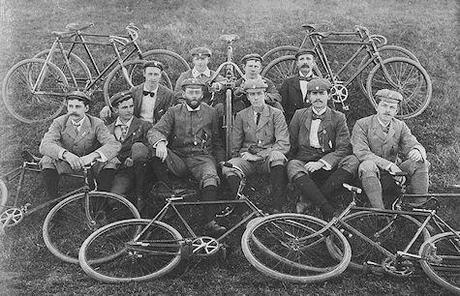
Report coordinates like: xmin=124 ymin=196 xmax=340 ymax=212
xmin=107 ymin=116 xmax=151 ymax=162
xmin=39 ymin=114 xmax=121 ymax=173
xmin=231 ymin=104 xmax=290 ymax=159
xmin=130 ymin=83 xmax=176 ymax=124
xmin=278 ymin=74 xmax=318 ymax=123
xmin=351 ymin=115 xmax=427 ymax=170
xmin=173 ymin=69 xmax=224 ymax=105
xmin=288 ymin=107 xmax=352 ymax=167
xmin=147 ymin=103 xmax=225 ymax=161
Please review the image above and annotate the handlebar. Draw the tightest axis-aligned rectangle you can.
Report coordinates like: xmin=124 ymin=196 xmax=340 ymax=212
xmin=109 ymin=23 xmax=139 ymax=46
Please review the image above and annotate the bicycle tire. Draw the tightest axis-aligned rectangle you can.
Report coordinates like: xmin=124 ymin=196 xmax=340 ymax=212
xmin=79 ymin=218 xmax=182 ymax=283
xmin=0 ymin=179 xmax=7 ymax=211
xmin=366 ymin=57 xmax=432 ymax=119
xmin=261 ymin=55 xmax=323 ymax=88
xmin=419 ymin=231 xmax=460 ymax=294
xmin=357 ymin=45 xmax=420 ymax=96
xmin=42 ymin=191 xmax=140 ymax=264
xmin=262 ymin=45 xmax=299 ymax=62
xmin=328 ymin=211 xmax=430 ymax=271
xmin=33 ymin=49 xmax=92 ymax=90
xmin=241 ymin=213 xmax=351 ymax=283
xmin=140 ymin=49 xmax=190 ymax=85
xmin=2 ymin=58 xmax=68 ymax=123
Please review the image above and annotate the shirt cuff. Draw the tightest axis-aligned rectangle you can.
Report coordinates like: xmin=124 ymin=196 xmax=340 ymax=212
xmin=152 ymin=139 xmax=168 ymax=148
xmin=319 ymin=159 xmax=332 ymax=170
xmin=58 ymin=149 xmax=67 ymax=160
xmin=95 ymin=151 xmax=107 ymax=162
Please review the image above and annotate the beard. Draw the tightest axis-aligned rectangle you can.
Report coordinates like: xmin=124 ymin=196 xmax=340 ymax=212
xmin=186 ymin=99 xmax=201 ymax=109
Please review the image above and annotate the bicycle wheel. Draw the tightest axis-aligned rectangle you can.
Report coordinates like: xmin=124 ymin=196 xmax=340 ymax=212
xmin=33 ymin=50 xmax=92 ymax=90
xmin=141 ymin=49 xmax=190 ymax=87
xmin=2 ymin=58 xmax=68 ymax=123
xmin=366 ymin=57 xmax=432 ymax=119
xmin=42 ymin=191 xmax=140 ymax=264
xmin=79 ymin=218 xmax=182 ymax=283
xmin=241 ymin=213 xmax=351 ymax=283
xmin=261 ymin=55 xmax=323 ymax=88
xmin=329 ymin=211 xmax=430 ymax=272
xmin=262 ymin=45 xmax=298 ymax=63
xmin=419 ymin=231 xmax=460 ymax=294
xmin=358 ymin=45 xmax=420 ymax=95
xmin=0 ymin=179 xmax=7 ymax=211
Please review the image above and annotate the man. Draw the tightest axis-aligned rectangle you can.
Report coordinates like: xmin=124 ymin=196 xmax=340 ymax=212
xmin=148 ymin=78 xmax=226 ymax=233
xmin=174 ymin=47 xmax=223 ymax=105
xmin=39 ymin=91 xmax=121 ymax=199
xmin=351 ymin=89 xmax=430 ymax=209
xmin=221 ymin=79 xmax=290 ymax=213
xmin=101 ymin=60 xmax=176 ymax=125
xmin=279 ymin=49 xmax=319 ymax=123
xmin=107 ymin=91 xmax=151 ymax=209
xmin=287 ymin=78 xmax=359 ymax=219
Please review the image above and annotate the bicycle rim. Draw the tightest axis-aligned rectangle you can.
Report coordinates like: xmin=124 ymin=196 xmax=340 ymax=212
xmin=2 ymin=58 xmax=67 ymax=123
xmin=43 ymin=191 xmax=140 ymax=264
xmin=366 ymin=57 xmax=432 ymax=119
xmin=420 ymin=231 xmax=460 ymax=294
xmin=0 ymin=179 xmax=7 ymax=211
xmin=79 ymin=219 xmax=182 ymax=283
xmin=141 ymin=49 xmax=190 ymax=87
xmin=330 ymin=211 xmax=430 ymax=272
xmin=261 ymin=45 xmax=299 ymax=63
xmin=241 ymin=213 xmax=351 ymax=283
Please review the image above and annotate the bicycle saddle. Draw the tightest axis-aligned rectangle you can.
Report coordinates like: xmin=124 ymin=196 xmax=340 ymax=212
xmin=21 ymin=150 xmax=41 ymax=163
xmin=219 ymin=34 xmax=239 ymax=43
xmin=65 ymin=22 xmax=94 ymax=32
xmin=301 ymin=24 xmax=317 ymax=31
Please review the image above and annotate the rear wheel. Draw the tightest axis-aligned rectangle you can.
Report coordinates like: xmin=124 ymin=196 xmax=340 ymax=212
xmin=241 ymin=213 xmax=351 ymax=283
xmin=79 ymin=219 xmax=182 ymax=283
xmin=419 ymin=231 xmax=460 ymax=294
xmin=42 ymin=191 xmax=140 ymax=264
xmin=262 ymin=45 xmax=298 ymax=63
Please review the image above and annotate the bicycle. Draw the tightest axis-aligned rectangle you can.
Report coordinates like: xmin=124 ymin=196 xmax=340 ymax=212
xmin=0 ymin=150 xmax=140 ymax=264
xmin=2 ymin=22 xmax=190 ymax=124
xmin=242 ymin=177 xmax=459 ymax=293
xmin=261 ymin=25 xmax=431 ymax=119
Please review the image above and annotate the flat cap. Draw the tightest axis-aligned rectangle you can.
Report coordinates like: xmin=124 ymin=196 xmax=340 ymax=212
xmin=243 ymin=79 xmax=268 ymax=90
xmin=67 ymin=90 xmax=91 ymax=102
xmin=110 ymin=91 xmax=133 ymax=107
xmin=143 ymin=60 xmax=164 ymax=71
xmin=375 ymin=89 xmax=403 ymax=103
xmin=241 ymin=53 xmax=263 ymax=64
xmin=307 ymin=78 xmax=332 ymax=92
xmin=295 ymin=48 xmax=316 ymax=59
xmin=190 ymin=47 xmax=212 ymax=58
xmin=181 ymin=77 xmax=206 ymax=89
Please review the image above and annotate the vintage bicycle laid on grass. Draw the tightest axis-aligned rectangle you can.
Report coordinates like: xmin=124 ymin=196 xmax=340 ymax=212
xmin=242 ymin=177 xmax=459 ymax=294
xmin=261 ymin=25 xmax=431 ymax=119
xmin=0 ymin=151 xmax=140 ymax=264
xmin=2 ymin=23 xmax=190 ymax=124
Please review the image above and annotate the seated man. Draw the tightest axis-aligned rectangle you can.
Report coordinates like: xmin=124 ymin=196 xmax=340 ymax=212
xmin=39 ymin=91 xmax=121 ymax=199
xmin=100 ymin=60 xmax=176 ymax=125
xmin=107 ymin=91 xmax=151 ymax=209
xmin=279 ymin=49 xmax=319 ymax=123
xmin=351 ymin=89 xmax=430 ymax=208
xmin=221 ymin=79 xmax=290 ymax=213
xmin=287 ymin=78 xmax=358 ymax=220
xmin=148 ymin=78 xmax=226 ymax=233
xmin=174 ymin=47 xmax=224 ymax=105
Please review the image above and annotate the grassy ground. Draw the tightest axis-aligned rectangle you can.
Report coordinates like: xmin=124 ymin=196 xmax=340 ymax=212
xmin=0 ymin=0 xmax=459 ymax=295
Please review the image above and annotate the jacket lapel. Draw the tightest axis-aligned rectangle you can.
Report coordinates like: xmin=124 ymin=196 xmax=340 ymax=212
xmin=256 ymin=106 xmax=270 ymax=131
xmin=63 ymin=115 xmax=78 ymax=140
xmin=134 ymin=84 xmax=144 ymax=112
xmin=73 ymin=115 xmax=90 ymax=143
xmin=124 ymin=117 xmax=140 ymax=141
xmin=318 ymin=108 xmax=332 ymax=148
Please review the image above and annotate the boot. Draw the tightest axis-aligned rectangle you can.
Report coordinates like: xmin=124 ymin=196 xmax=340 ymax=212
xmin=294 ymin=174 xmax=334 ymax=220
xmin=96 ymin=169 xmax=116 ymax=192
xmin=134 ymin=161 xmax=148 ymax=211
xmin=319 ymin=168 xmax=353 ymax=203
xmin=270 ymin=165 xmax=287 ymax=213
xmin=42 ymin=168 xmax=59 ymax=200
xmin=201 ymin=185 xmax=226 ymax=234
xmin=361 ymin=176 xmax=384 ymax=209
xmin=226 ymin=175 xmax=241 ymax=199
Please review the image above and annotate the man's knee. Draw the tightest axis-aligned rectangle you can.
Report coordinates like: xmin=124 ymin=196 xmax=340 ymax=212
xmin=338 ymin=155 xmax=360 ymax=178
xmin=201 ymin=174 xmax=219 ymax=188
xmin=268 ymin=151 xmax=287 ymax=167
xmin=286 ymin=159 xmax=306 ymax=182
xmin=400 ymin=159 xmax=430 ymax=175
xmin=131 ymin=142 xmax=150 ymax=162
xmin=358 ymin=160 xmax=379 ymax=178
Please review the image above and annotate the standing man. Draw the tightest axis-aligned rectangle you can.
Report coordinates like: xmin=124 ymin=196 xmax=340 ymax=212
xmin=279 ymin=49 xmax=319 ymax=123
xmin=100 ymin=60 xmax=176 ymax=125
xmin=221 ymin=79 xmax=290 ymax=213
xmin=107 ymin=91 xmax=151 ymax=210
xmin=351 ymin=89 xmax=430 ymax=209
xmin=174 ymin=47 xmax=223 ymax=105
xmin=287 ymin=78 xmax=358 ymax=219
xmin=40 ymin=91 xmax=121 ymax=199
xmin=148 ymin=78 xmax=226 ymax=233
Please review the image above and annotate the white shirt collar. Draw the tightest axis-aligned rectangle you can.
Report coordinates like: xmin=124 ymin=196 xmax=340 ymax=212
xmin=115 ymin=116 xmax=134 ymax=128
xmin=242 ymin=74 xmax=262 ymax=81
xmin=192 ymin=68 xmax=211 ymax=78
xmin=71 ymin=116 xmax=86 ymax=126
xmin=143 ymin=84 xmax=159 ymax=93
xmin=185 ymin=103 xmax=201 ymax=111
xmin=298 ymin=71 xmax=314 ymax=78
xmin=312 ymin=107 xmax=327 ymax=115
xmin=377 ymin=117 xmax=391 ymax=128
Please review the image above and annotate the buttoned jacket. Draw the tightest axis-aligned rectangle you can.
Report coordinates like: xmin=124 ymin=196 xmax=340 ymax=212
xmin=288 ymin=107 xmax=352 ymax=167
xmin=130 ymin=83 xmax=176 ymax=124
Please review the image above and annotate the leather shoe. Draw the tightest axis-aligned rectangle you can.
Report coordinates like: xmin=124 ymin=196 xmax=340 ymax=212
xmin=205 ymin=220 xmax=226 ymax=234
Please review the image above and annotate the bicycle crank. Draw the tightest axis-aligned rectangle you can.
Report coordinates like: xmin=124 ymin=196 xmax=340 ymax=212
xmin=382 ymin=256 xmax=415 ymax=277
xmin=330 ymin=84 xmax=349 ymax=111
xmin=0 ymin=208 xmax=24 ymax=227
xmin=191 ymin=236 xmax=220 ymax=256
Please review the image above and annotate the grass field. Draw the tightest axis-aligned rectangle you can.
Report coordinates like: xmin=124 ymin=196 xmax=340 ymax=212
xmin=0 ymin=0 xmax=459 ymax=295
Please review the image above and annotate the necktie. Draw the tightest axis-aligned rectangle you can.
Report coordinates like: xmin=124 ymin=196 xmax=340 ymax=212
xmin=143 ymin=90 xmax=155 ymax=97
xmin=118 ymin=125 xmax=128 ymax=141
xmin=72 ymin=121 xmax=81 ymax=133
xmin=312 ymin=113 xmax=325 ymax=120
xmin=256 ymin=112 xmax=261 ymax=125
xmin=299 ymin=76 xmax=313 ymax=81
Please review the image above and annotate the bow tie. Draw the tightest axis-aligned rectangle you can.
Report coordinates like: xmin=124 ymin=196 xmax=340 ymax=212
xmin=312 ymin=113 xmax=325 ymax=120
xmin=299 ymin=76 xmax=313 ymax=82
xmin=143 ymin=90 xmax=155 ymax=97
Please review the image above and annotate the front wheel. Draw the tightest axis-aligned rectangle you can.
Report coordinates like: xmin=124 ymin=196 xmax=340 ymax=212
xmin=79 ymin=219 xmax=183 ymax=283
xmin=241 ymin=213 xmax=351 ymax=283
xmin=366 ymin=57 xmax=432 ymax=119
xmin=419 ymin=231 xmax=460 ymax=294
xmin=42 ymin=191 xmax=140 ymax=264
xmin=2 ymin=58 xmax=68 ymax=123
xmin=261 ymin=45 xmax=299 ymax=63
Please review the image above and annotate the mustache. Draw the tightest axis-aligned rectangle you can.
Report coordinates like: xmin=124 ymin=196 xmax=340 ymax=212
xmin=299 ymin=63 xmax=310 ymax=68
